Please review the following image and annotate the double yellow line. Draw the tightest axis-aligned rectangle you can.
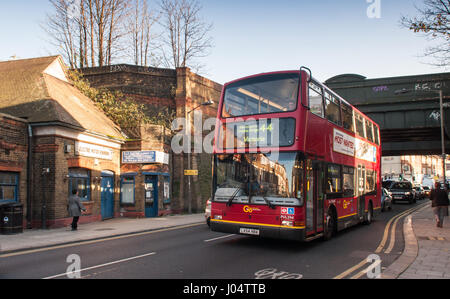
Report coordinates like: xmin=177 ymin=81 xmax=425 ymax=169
xmin=334 ymin=202 xmax=428 ymax=279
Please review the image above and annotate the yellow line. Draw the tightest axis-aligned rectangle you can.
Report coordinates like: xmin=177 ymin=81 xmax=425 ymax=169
xmin=211 ymin=219 xmax=305 ymax=229
xmin=338 ymin=213 xmax=357 ymax=220
xmin=384 ymin=214 xmax=403 ymax=254
xmin=0 ymin=223 xmax=203 ymax=258
xmin=333 ymin=259 xmax=368 ymax=279
xmin=375 ymin=203 xmax=427 ymax=254
xmin=336 ymin=202 xmax=429 ymax=279
xmin=350 ymin=260 xmax=381 ymax=279
xmin=384 ymin=203 xmax=428 ymax=254
xmin=375 ymin=211 xmax=404 ymax=253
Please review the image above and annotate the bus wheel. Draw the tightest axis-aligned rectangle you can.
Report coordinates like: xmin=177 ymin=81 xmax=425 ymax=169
xmin=364 ymin=202 xmax=373 ymax=225
xmin=323 ymin=208 xmax=336 ymax=241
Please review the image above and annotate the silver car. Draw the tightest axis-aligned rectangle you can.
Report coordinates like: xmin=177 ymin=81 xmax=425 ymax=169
xmin=381 ymin=188 xmax=393 ymax=212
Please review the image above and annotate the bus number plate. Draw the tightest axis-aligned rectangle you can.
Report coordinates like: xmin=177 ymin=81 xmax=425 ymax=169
xmin=240 ymin=228 xmax=260 ymax=236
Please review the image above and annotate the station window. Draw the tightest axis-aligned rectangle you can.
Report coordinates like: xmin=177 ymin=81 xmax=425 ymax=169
xmin=68 ymin=168 xmax=90 ymax=201
xmin=0 ymin=172 xmax=18 ymax=202
xmin=162 ymin=176 xmax=171 ymax=205
xmin=309 ymin=81 xmax=324 ymax=117
xmin=324 ymin=92 xmax=341 ymax=125
xmin=121 ymin=176 xmax=135 ymax=205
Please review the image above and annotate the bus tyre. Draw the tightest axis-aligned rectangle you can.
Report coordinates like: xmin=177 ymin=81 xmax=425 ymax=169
xmin=323 ymin=208 xmax=336 ymax=241
xmin=364 ymin=202 xmax=373 ymax=225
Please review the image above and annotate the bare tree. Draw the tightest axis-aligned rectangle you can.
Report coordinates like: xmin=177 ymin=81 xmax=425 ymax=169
xmin=44 ymin=0 xmax=129 ymax=68
xmin=44 ymin=0 xmax=78 ymax=68
xmin=128 ymin=0 xmax=160 ymax=66
xmin=401 ymin=0 xmax=450 ymax=67
xmin=158 ymin=0 xmax=213 ymax=72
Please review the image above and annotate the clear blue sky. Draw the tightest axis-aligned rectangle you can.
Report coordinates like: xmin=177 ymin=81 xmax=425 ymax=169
xmin=0 ymin=0 xmax=443 ymax=84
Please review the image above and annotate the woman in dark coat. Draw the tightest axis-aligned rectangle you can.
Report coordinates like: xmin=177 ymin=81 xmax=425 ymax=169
xmin=430 ymin=182 xmax=449 ymax=228
xmin=67 ymin=189 xmax=86 ymax=231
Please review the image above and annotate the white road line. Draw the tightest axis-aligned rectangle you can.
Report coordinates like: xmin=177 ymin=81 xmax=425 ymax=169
xmin=204 ymin=234 xmax=236 ymax=242
xmin=42 ymin=252 xmax=156 ymax=279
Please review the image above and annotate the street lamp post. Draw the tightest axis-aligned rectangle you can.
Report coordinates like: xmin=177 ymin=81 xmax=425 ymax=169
xmin=395 ymin=88 xmax=446 ymax=186
xmin=185 ymin=99 xmax=214 ymax=214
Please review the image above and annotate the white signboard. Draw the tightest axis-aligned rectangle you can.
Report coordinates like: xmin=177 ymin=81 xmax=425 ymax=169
xmin=333 ymin=128 xmax=377 ymax=163
xmin=333 ymin=129 xmax=355 ymax=157
xmin=122 ymin=151 xmax=169 ymax=165
xmin=75 ymin=141 xmax=113 ymax=160
xmin=355 ymin=138 xmax=377 ymax=163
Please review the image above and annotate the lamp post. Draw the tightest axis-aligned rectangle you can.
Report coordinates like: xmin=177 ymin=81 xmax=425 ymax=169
xmin=395 ymin=88 xmax=446 ymax=186
xmin=185 ymin=99 xmax=214 ymax=213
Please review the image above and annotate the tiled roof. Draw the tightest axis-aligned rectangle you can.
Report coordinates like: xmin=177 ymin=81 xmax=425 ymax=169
xmin=0 ymin=56 xmax=124 ymax=140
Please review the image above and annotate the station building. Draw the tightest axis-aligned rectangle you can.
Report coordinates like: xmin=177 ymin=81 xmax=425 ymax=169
xmin=0 ymin=56 xmax=222 ymax=229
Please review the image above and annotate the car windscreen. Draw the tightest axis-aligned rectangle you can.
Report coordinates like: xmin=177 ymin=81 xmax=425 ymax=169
xmin=391 ymin=182 xmax=411 ymax=190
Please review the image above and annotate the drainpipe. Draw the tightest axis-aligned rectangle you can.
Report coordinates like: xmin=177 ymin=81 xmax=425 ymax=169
xmin=26 ymin=124 xmax=33 ymax=229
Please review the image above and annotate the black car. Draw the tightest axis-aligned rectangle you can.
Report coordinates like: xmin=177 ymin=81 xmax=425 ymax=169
xmin=388 ymin=181 xmax=416 ymax=204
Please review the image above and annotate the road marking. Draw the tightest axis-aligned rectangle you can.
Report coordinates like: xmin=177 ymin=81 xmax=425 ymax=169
xmin=42 ymin=252 xmax=156 ymax=279
xmin=204 ymin=234 xmax=236 ymax=243
xmin=350 ymin=259 xmax=381 ymax=279
xmin=336 ymin=203 xmax=429 ymax=279
xmin=0 ymin=223 xmax=203 ymax=258
xmin=384 ymin=203 xmax=428 ymax=254
xmin=375 ymin=203 xmax=428 ymax=254
xmin=384 ymin=214 xmax=404 ymax=254
xmin=333 ymin=259 xmax=368 ymax=279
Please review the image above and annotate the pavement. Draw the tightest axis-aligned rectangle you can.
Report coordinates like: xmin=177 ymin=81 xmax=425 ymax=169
xmin=1 ymin=204 xmax=449 ymax=279
xmin=0 ymin=213 xmax=205 ymax=254
xmin=382 ymin=202 xmax=450 ymax=279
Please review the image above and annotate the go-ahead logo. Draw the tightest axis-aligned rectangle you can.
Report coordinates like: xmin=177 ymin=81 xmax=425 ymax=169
xmin=243 ymin=205 xmax=261 ymax=213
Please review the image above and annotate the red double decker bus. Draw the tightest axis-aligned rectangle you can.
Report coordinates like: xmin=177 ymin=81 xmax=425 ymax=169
xmin=210 ymin=68 xmax=381 ymax=242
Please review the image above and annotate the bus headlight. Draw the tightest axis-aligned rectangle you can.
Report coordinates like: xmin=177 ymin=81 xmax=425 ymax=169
xmin=214 ymin=215 xmax=222 ymax=220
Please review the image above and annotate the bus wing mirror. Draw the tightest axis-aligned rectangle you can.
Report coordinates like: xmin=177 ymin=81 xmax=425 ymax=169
xmin=300 ymin=66 xmax=312 ymax=83
xmin=300 ymin=66 xmax=312 ymax=109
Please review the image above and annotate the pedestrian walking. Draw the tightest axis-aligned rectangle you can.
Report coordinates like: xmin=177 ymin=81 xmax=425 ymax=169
xmin=67 ymin=189 xmax=86 ymax=231
xmin=430 ymin=182 xmax=449 ymax=228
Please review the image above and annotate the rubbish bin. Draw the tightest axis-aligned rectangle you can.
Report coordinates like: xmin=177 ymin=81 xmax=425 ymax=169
xmin=1 ymin=203 xmax=23 ymax=234
xmin=0 ymin=201 xmax=11 ymax=232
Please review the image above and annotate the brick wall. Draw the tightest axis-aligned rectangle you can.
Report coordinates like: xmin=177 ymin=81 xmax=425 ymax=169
xmin=0 ymin=113 xmax=28 ymax=225
xmin=31 ymin=132 xmax=122 ymax=228
xmin=80 ymin=65 xmax=223 ymax=213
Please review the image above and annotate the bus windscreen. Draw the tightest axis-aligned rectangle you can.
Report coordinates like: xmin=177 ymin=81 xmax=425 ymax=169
xmin=222 ymin=73 xmax=299 ymax=118
xmin=213 ymin=152 xmax=303 ymax=203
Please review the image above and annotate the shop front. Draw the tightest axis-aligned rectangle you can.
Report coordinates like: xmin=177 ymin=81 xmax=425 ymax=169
xmin=120 ymin=150 xmax=170 ymax=218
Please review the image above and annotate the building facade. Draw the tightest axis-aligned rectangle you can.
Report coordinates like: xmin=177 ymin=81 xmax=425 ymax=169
xmin=80 ymin=65 xmax=223 ymax=214
xmin=0 ymin=56 xmax=223 ymax=229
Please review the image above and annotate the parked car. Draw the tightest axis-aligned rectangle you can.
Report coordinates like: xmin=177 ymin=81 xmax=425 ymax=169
xmin=422 ymin=186 xmax=431 ymax=198
xmin=381 ymin=188 xmax=393 ymax=212
xmin=413 ymin=186 xmax=425 ymax=200
xmin=388 ymin=181 xmax=416 ymax=204
xmin=205 ymin=198 xmax=211 ymax=226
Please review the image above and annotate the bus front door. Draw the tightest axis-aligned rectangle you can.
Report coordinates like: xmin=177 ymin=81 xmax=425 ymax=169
xmin=306 ymin=160 xmax=324 ymax=235
xmin=357 ymin=165 xmax=366 ymax=221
